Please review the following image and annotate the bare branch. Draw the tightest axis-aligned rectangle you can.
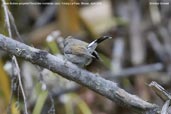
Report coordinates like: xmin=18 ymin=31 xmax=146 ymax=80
xmin=0 ymin=34 xmax=159 ymax=113
xmin=149 ymin=81 xmax=171 ymax=101
xmin=161 ymin=100 xmax=170 ymax=114
xmin=104 ymin=63 xmax=163 ymax=79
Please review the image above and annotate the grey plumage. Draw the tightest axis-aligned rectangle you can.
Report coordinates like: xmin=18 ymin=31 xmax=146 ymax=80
xmin=63 ymin=36 xmax=112 ymax=67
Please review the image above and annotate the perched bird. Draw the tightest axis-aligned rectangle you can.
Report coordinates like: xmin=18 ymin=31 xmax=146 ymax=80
xmin=63 ymin=36 xmax=112 ymax=67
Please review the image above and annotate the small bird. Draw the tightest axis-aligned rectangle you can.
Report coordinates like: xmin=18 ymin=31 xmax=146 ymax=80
xmin=63 ymin=36 xmax=112 ymax=67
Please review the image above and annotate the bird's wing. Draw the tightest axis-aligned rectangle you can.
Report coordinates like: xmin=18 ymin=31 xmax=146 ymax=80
xmin=65 ymin=45 xmax=95 ymax=58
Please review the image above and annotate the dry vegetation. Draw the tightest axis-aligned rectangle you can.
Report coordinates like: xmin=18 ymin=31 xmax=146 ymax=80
xmin=0 ymin=0 xmax=171 ymax=114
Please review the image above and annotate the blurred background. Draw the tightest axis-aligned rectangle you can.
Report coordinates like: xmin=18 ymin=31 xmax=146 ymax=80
xmin=0 ymin=0 xmax=171 ymax=114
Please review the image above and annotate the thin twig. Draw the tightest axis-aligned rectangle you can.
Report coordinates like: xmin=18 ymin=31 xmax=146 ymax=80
xmin=159 ymin=27 xmax=171 ymax=57
xmin=2 ymin=0 xmax=12 ymax=37
xmin=1 ymin=0 xmax=28 ymax=114
xmin=48 ymin=94 xmax=55 ymax=114
xmin=12 ymin=57 xmax=28 ymax=114
xmin=7 ymin=9 xmax=23 ymax=42
xmin=0 ymin=34 xmax=159 ymax=113
xmin=147 ymin=32 xmax=166 ymax=61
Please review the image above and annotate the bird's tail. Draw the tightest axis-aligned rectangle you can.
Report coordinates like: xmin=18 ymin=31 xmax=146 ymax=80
xmin=94 ymin=36 xmax=112 ymax=44
xmin=88 ymin=36 xmax=112 ymax=50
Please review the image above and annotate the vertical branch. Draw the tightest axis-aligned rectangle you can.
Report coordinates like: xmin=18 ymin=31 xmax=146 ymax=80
xmin=129 ymin=0 xmax=149 ymax=100
xmin=111 ymin=38 xmax=125 ymax=75
xmin=1 ymin=0 xmax=28 ymax=114
xmin=12 ymin=57 xmax=28 ymax=114
xmin=129 ymin=0 xmax=145 ymax=65
xmin=2 ymin=0 xmax=12 ymax=37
